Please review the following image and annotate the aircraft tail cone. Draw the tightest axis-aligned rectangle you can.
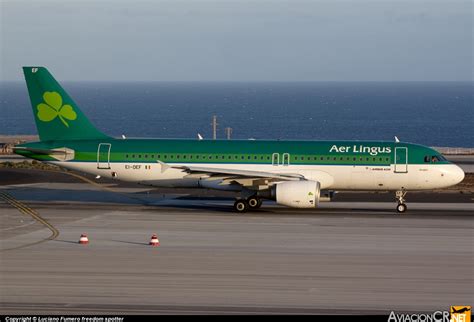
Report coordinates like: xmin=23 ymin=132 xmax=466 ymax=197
xmin=149 ymin=234 xmax=160 ymax=246
xmin=79 ymin=233 xmax=89 ymax=245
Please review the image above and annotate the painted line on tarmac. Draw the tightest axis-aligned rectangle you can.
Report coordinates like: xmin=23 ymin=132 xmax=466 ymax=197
xmin=45 ymin=169 xmax=158 ymax=204
xmin=0 ymin=191 xmax=59 ymax=251
xmin=46 ymin=169 xmax=118 ymax=194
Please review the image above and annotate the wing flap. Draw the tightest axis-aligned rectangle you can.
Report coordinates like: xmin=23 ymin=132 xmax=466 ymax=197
xmin=170 ymin=164 xmax=304 ymax=181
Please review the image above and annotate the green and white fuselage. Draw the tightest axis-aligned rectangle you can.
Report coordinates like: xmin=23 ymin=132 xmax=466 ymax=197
xmin=17 ymin=138 xmax=464 ymax=191
xmin=14 ymin=67 xmax=465 ymax=212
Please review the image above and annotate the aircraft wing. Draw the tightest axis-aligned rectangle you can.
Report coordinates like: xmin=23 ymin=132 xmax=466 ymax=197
xmin=166 ymin=163 xmax=305 ymax=189
xmin=170 ymin=164 xmax=303 ymax=180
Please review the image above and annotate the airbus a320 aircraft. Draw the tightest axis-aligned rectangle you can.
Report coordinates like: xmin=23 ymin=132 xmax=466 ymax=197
xmin=14 ymin=67 xmax=465 ymax=213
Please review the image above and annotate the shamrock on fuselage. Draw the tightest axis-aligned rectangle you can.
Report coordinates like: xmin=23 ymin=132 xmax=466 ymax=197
xmin=37 ymin=92 xmax=77 ymax=127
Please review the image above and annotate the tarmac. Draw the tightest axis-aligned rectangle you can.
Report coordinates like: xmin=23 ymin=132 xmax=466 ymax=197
xmin=0 ymin=169 xmax=473 ymax=314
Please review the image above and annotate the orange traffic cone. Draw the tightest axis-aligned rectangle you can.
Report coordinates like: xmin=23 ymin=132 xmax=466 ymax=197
xmin=79 ymin=233 xmax=89 ymax=245
xmin=149 ymin=234 xmax=160 ymax=246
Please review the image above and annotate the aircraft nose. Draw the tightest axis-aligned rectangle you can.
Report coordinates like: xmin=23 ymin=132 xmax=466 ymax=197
xmin=451 ymin=165 xmax=465 ymax=185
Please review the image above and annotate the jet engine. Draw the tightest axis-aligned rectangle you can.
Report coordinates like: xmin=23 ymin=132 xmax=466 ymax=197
xmin=272 ymin=181 xmax=320 ymax=208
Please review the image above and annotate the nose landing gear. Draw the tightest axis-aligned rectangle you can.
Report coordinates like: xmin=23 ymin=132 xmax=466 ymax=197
xmin=395 ymin=190 xmax=407 ymax=213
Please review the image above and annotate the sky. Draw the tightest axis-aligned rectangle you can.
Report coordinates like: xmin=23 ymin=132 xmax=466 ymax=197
xmin=0 ymin=0 xmax=472 ymax=81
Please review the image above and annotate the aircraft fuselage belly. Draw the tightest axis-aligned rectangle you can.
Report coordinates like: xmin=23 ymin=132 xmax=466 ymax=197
xmin=51 ymin=161 xmax=461 ymax=191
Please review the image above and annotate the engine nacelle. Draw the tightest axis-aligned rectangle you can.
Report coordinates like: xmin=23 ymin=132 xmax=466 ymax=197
xmin=272 ymin=181 xmax=321 ymax=208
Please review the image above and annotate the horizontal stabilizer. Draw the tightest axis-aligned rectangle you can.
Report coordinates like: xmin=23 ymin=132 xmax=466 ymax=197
xmin=13 ymin=146 xmax=75 ymax=161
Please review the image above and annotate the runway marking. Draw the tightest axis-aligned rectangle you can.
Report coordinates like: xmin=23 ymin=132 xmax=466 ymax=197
xmin=45 ymin=169 xmax=156 ymax=203
xmin=42 ymin=170 xmax=170 ymax=206
xmin=46 ymin=169 xmax=118 ymax=193
xmin=0 ymin=191 xmax=60 ymax=251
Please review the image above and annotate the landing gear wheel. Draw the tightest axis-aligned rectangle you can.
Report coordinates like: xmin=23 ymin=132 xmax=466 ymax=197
xmin=395 ymin=190 xmax=408 ymax=214
xmin=234 ymin=199 xmax=249 ymax=213
xmin=247 ymin=197 xmax=262 ymax=209
xmin=396 ymin=203 xmax=407 ymax=213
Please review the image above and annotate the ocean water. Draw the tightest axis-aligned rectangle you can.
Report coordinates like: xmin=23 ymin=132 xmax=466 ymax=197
xmin=0 ymin=82 xmax=472 ymax=147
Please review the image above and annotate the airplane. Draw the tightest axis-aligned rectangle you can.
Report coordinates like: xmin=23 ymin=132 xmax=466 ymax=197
xmin=13 ymin=67 xmax=465 ymax=213
xmin=451 ymin=307 xmax=471 ymax=314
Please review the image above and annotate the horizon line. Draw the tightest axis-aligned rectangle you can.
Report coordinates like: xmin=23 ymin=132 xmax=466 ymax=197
xmin=1 ymin=80 xmax=473 ymax=83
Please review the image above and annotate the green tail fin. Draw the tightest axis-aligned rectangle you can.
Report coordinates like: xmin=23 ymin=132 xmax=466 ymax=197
xmin=22 ymin=67 xmax=109 ymax=141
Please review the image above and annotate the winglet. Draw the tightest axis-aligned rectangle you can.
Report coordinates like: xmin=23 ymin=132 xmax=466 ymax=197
xmin=157 ymin=160 xmax=170 ymax=173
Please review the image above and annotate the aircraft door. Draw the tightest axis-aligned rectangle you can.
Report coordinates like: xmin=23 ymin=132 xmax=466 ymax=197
xmin=97 ymin=143 xmax=111 ymax=169
xmin=282 ymin=153 xmax=290 ymax=166
xmin=272 ymin=153 xmax=279 ymax=166
xmin=394 ymin=147 xmax=408 ymax=173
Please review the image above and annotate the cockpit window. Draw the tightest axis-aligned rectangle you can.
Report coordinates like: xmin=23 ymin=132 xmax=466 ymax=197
xmin=430 ymin=155 xmax=443 ymax=163
xmin=425 ymin=154 xmax=447 ymax=163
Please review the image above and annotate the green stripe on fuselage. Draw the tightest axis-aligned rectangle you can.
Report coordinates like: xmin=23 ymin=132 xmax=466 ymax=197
xmin=15 ymin=139 xmax=449 ymax=166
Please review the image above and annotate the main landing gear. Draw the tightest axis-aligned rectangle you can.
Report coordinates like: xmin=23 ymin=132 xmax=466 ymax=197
xmin=234 ymin=196 xmax=263 ymax=213
xmin=395 ymin=190 xmax=407 ymax=213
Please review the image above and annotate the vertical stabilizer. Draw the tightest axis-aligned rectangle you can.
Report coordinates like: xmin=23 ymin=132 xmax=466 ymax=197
xmin=22 ymin=67 xmax=109 ymax=141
